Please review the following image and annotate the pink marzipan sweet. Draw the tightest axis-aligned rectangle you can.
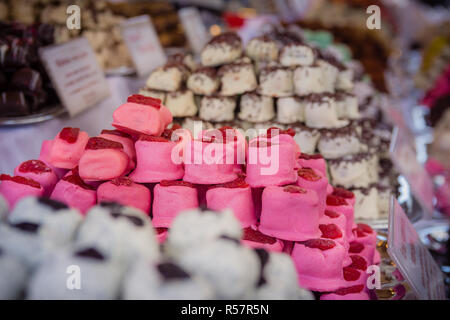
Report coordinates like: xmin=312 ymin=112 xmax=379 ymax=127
xmin=39 ymin=140 xmax=69 ymax=179
xmin=99 ymin=131 xmax=137 ymax=171
xmin=326 ymin=195 xmax=355 ymax=242
xmin=14 ymin=160 xmax=58 ymax=197
xmin=206 ymin=180 xmax=256 ymax=228
xmin=152 ymin=181 xmax=199 ymax=228
xmin=292 ymin=239 xmax=347 ymax=292
xmin=97 ymin=177 xmax=150 ymax=214
xmin=130 ymin=138 xmax=184 ymax=183
xmin=259 ymin=185 xmax=320 ymax=241
xmin=183 ymin=139 xmax=238 ymax=184
xmin=50 ymin=169 xmax=96 ymax=214
xmin=331 ymin=187 xmax=356 ymax=207
xmin=241 ymin=226 xmax=284 ymax=252
xmin=0 ymin=175 xmax=44 ymax=208
xmin=296 ymin=154 xmax=327 ymax=176
xmin=297 ymin=167 xmax=328 ymax=218
xmin=112 ymin=101 xmax=172 ymax=136
xmin=48 ymin=128 xmax=89 ymax=169
xmin=245 ymin=139 xmax=297 ymax=188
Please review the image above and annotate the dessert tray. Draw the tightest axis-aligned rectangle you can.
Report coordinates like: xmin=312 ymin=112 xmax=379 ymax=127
xmin=0 ymin=104 xmax=66 ymax=127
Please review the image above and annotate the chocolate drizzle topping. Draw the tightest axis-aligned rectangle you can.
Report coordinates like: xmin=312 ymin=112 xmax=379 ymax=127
xmin=75 ymin=248 xmax=105 ymax=261
xmin=110 ymin=212 xmax=144 ymax=227
xmin=157 ymin=262 xmax=190 ymax=281
xmin=207 ymin=32 xmax=241 ymax=49
xmin=11 ymin=222 xmax=40 ymax=233
xmin=254 ymin=248 xmax=270 ymax=287
xmin=219 ymin=235 xmax=241 ymax=244
xmin=38 ymin=197 xmax=68 ymax=211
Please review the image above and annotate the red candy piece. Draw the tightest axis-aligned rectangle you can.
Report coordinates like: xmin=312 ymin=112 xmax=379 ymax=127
xmin=156 ymin=227 xmax=168 ymax=234
xmin=127 ymin=94 xmax=161 ymax=109
xmin=110 ymin=176 xmax=133 ymax=187
xmin=160 ymin=180 xmax=195 ymax=188
xmin=349 ymin=255 xmax=367 ymax=271
xmin=343 ymin=267 xmax=361 ymax=281
xmin=319 ymin=224 xmax=343 ymax=239
xmin=298 ymin=167 xmax=321 ymax=181
xmin=334 ymin=284 xmax=365 ymax=295
xmin=0 ymin=174 xmax=41 ymax=189
xmin=324 ymin=210 xmax=340 ymax=218
xmin=59 ymin=127 xmax=80 ymax=143
xmin=18 ymin=160 xmax=51 ymax=174
xmin=349 ymin=242 xmax=364 ymax=253
xmin=210 ymin=177 xmax=248 ymax=189
xmin=283 ymin=185 xmax=307 ymax=194
xmin=62 ymin=168 xmax=95 ymax=190
xmin=326 ymin=195 xmax=348 ymax=206
xmin=299 ymin=153 xmax=323 ymax=160
xmin=332 ymin=187 xmax=355 ymax=199
xmin=101 ymin=129 xmax=132 ymax=139
xmin=243 ymin=227 xmax=277 ymax=244
xmin=299 ymin=239 xmax=336 ymax=251
xmin=266 ymin=127 xmax=295 ymax=138
xmin=354 ymin=223 xmax=374 ymax=237
xmin=86 ymin=137 xmax=123 ymax=150
xmin=139 ymin=135 xmax=170 ymax=142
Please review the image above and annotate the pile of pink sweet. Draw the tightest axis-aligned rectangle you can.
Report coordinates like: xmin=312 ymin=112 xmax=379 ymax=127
xmin=0 ymin=94 xmax=379 ymax=300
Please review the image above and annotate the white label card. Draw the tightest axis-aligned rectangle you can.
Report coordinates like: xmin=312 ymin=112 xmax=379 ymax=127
xmin=178 ymin=7 xmax=210 ymax=55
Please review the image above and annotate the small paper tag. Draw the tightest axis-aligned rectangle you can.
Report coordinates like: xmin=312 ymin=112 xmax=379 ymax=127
xmin=121 ymin=15 xmax=166 ymax=77
xmin=390 ymin=126 xmax=435 ymax=216
xmin=179 ymin=7 xmax=210 ymax=55
xmin=388 ymin=197 xmax=446 ymax=300
xmin=39 ymin=37 xmax=110 ymax=117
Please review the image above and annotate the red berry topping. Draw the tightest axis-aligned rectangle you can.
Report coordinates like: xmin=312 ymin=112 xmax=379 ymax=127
xmin=243 ymin=227 xmax=277 ymax=244
xmin=332 ymin=187 xmax=355 ymax=199
xmin=0 ymin=174 xmax=41 ymax=189
xmin=299 ymin=153 xmax=323 ymax=160
xmin=62 ymin=168 xmax=95 ymax=190
xmin=210 ymin=177 xmax=248 ymax=189
xmin=127 ymin=94 xmax=161 ymax=109
xmin=319 ymin=224 xmax=343 ymax=239
xmin=354 ymin=223 xmax=374 ymax=237
xmin=101 ymin=129 xmax=132 ymax=139
xmin=298 ymin=167 xmax=321 ymax=181
xmin=156 ymin=227 xmax=168 ymax=234
xmin=324 ymin=210 xmax=340 ymax=218
xmin=326 ymin=195 xmax=348 ymax=206
xmin=59 ymin=127 xmax=80 ymax=143
xmin=349 ymin=242 xmax=364 ymax=253
xmin=266 ymin=127 xmax=295 ymax=138
xmin=110 ymin=176 xmax=133 ymax=186
xmin=86 ymin=137 xmax=123 ymax=150
xmin=349 ymin=255 xmax=367 ymax=271
xmin=139 ymin=135 xmax=170 ymax=142
xmin=202 ymin=127 xmax=238 ymax=144
xmin=160 ymin=180 xmax=195 ymax=188
xmin=283 ymin=185 xmax=307 ymax=194
xmin=299 ymin=239 xmax=336 ymax=251
xmin=334 ymin=285 xmax=365 ymax=295
xmin=343 ymin=267 xmax=361 ymax=281
xmin=18 ymin=160 xmax=51 ymax=174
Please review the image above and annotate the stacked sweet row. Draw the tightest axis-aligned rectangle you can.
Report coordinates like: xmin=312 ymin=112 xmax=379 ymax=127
xmin=141 ymin=29 xmax=397 ymax=221
xmin=0 ymin=94 xmax=379 ymax=299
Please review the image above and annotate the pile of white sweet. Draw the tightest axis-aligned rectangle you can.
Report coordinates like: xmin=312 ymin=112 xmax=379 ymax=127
xmin=140 ymin=26 xmax=396 ymax=221
xmin=0 ymin=195 xmax=312 ymax=300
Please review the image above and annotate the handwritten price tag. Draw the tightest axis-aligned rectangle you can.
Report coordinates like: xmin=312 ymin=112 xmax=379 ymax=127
xmin=39 ymin=37 xmax=110 ymax=116
xmin=121 ymin=15 xmax=166 ymax=77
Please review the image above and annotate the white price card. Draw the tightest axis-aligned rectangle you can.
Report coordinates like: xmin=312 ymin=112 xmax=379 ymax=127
xmin=39 ymin=37 xmax=110 ymax=117
xmin=390 ymin=126 xmax=435 ymax=217
xmin=121 ymin=15 xmax=166 ymax=77
xmin=388 ymin=197 xmax=446 ymax=300
xmin=179 ymin=7 xmax=210 ymax=55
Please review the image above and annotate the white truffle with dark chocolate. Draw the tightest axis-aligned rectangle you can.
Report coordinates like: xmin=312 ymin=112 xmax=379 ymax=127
xmin=199 ymin=95 xmax=237 ymax=122
xmin=0 ymin=247 xmax=28 ymax=300
xmin=352 ymin=186 xmax=380 ymax=220
xmin=138 ymin=88 xmax=166 ymax=104
xmin=27 ymin=247 xmax=123 ymax=300
xmin=276 ymin=96 xmax=305 ymax=124
xmin=219 ymin=63 xmax=257 ymax=96
xmin=201 ymin=32 xmax=242 ymax=67
xmin=145 ymin=63 xmax=190 ymax=92
xmin=238 ymin=93 xmax=275 ymax=123
xmin=279 ymin=43 xmax=315 ymax=67
xmin=258 ymin=66 xmax=294 ymax=97
xmin=187 ymin=67 xmax=219 ymax=95
xmin=293 ymin=65 xmax=326 ymax=96
xmin=245 ymin=36 xmax=279 ymax=62
xmin=317 ymin=59 xmax=339 ymax=93
xmin=336 ymin=68 xmax=354 ymax=91
xmin=328 ymin=154 xmax=373 ymax=189
xmin=167 ymin=52 xmax=197 ymax=71
xmin=123 ymin=260 xmax=214 ymax=300
xmin=291 ymin=124 xmax=321 ymax=154
xmin=317 ymin=126 xmax=362 ymax=159
xmin=165 ymin=89 xmax=198 ymax=117
xmin=334 ymin=92 xmax=360 ymax=119
xmin=303 ymin=94 xmax=349 ymax=129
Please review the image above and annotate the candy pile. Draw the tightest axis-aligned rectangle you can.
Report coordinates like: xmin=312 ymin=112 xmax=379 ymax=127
xmin=0 ymin=94 xmax=380 ymax=299
xmin=141 ymin=27 xmax=397 ymax=221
